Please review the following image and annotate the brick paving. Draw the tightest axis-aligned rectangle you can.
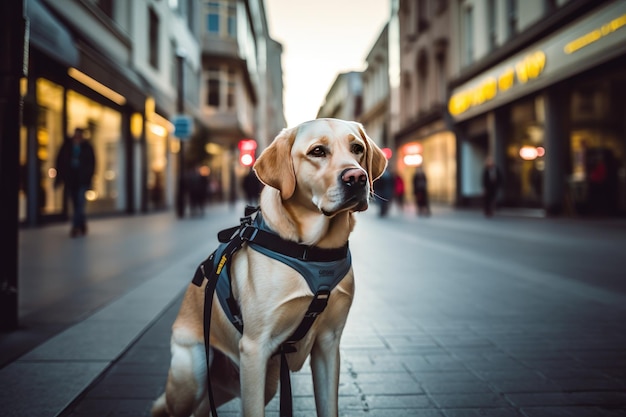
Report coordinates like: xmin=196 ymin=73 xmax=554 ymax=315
xmin=3 ymin=204 xmax=626 ymax=416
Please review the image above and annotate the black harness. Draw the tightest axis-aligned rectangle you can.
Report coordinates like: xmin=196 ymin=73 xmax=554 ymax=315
xmin=191 ymin=206 xmax=351 ymax=417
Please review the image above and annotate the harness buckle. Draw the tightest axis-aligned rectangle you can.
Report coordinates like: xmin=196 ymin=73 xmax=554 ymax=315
xmin=304 ymin=288 xmax=330 ymax=317
xmin=239 ymin=226 xmax=259 ymax=242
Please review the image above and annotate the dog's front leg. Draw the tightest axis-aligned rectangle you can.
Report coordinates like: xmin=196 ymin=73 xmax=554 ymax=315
xmin=311 ymin=332 xmax=341 ymax=417
xmin=239 ymin=335 xmax=270 ymax=416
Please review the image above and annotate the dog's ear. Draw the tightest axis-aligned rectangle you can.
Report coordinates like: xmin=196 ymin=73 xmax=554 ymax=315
xmin=354 ymin=122 xmax=388 ymax=188
xmin=253 ymin=127 xmax=297 ymax=200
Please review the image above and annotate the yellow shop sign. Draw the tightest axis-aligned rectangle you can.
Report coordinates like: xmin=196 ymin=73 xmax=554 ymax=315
xmin=448 ymin=51 xmax=546 ymax=116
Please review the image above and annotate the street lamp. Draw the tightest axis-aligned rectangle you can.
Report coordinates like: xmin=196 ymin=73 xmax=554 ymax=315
xmin=175 ymin=48 xmax=186 ymax=219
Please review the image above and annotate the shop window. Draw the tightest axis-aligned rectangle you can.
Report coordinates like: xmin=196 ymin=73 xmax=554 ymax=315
xmin=36 ymin=79 xmax=65 ymax=216
xmin=505 ymin=97 xmax=545 ymax=206
xmin=67 ymin=90 xmax=122 ymax=213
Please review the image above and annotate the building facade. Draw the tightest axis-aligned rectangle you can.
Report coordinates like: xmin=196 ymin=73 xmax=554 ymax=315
xmin=21 ymin=0 xmax=203 ymax=225
xmin=19 ymin=0 xmax=284 ymax=226
xmin=317 ymin=71 xmax=363 ymax=122
xmin=198 ymin=0 xmax=285 ymax=201
xmin=361 ymin=24 xmax=391 ymax=153
xmin=392 ymin=0 xmax=457 ymax=206
xmin=449 ymin=0 xmax=626 ymax=216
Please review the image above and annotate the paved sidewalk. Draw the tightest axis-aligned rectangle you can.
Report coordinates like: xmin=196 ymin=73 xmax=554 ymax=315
xmin=2 ymin=204 xmax=626 ymax=417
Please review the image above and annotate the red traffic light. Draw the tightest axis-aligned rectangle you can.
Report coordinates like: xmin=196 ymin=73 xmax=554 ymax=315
xmin=238 ymin=139 xmax=257 ymax=166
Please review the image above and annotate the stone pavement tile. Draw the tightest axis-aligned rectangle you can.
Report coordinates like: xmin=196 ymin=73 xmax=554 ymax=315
xmin=62 ymin=398 xmax=152 ymax=417
xmin=86 ymin=374 xmax=165 ymax=399
xmin=429 ymin=393 xmax=511 ymax=408
xmin=420 ymin=380 xmax=494 ymax=394
xmin=520 ymin=406 xmax=623 ymax=417
xmin=358 ymin=378 xmax=423 ymax=396
xmin=366 ymin=394 xmax=433 ymax=409
xmin=411 ymin=370 xmax=484 ymax=383
xmin=343 ymin=353 xmax=409 ymax=373
xmin=505 ymin=391 xmax=626 ymax=407
xmin=553 ymin=378 xmax=626 ymax=392
xmin=0 ymin=360 xmax=109 ymax=417
xmin=441 ymin=408 xmax=524 ymax=417
xmin=340 ymin=410 xmax=445 ymax=417
xmin=470 ymin=369 xmax=545 ymax=382
xmin=341 ymin=334 xmax=388 ymax=350
xmin=489 ymin=379 xmax=562 ymax=394
xmin=401 ymin=354 xmax=467 ymax=373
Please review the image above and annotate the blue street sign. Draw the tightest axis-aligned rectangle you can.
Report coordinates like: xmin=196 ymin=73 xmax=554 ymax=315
xmin=172 ymin=115 xmax=193 ymax=140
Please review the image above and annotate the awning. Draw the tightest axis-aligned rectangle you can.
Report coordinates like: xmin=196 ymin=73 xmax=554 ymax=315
xmin=26 ymin=0 xmax=78 ymax=67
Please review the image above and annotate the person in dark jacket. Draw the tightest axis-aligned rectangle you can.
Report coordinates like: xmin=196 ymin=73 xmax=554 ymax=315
xmin=55 ymin=128 xmax=96 ymax=237
xmin=374 ymin=168 xmax=394 ymax=217
xmin=482 ymin=156 xmax=502 ymax=217
xmin=412 ymin=167 xmax=430 ymax=216
xmin=242 ymin=169 xmax=263 ymax=206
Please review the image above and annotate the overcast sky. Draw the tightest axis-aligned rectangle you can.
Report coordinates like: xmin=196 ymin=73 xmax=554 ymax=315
xmin=264 ymin=0 xmax=390 ymax=127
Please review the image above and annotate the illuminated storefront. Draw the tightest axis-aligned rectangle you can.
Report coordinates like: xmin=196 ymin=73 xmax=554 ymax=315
xmin=396 ymin=131 xmax=456 ymax=205
xmin=20 ymin=28 xmax=158 ymax=225
xmin=449 ymin=1 xmax=626 ymax=215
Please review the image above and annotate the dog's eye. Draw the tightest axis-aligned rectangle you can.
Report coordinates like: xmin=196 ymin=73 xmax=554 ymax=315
xmin=308 ymin=146 xmax=327 ymax=157
xmin=351 ymin=143 xmax=365 ymax=155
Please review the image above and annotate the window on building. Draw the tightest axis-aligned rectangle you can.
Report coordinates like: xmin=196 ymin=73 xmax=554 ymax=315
xmin=149 ymin=7 xmax=160 ymax=69
xmin=187 ymin=0 xmax=195 ymax=30
xmin=417 ymin=0 xmax=429 ymax=32
xmin=435 ymin=0 xmax=447 ymax=15
xmin=206 ymin=2 xmax=220 ymax=34
xmin=171 ymin=40 xmax=178 ymax=87
xmin=507 ymin=0 xmax=518 ymax=38
xmin=227 ymin=68 xmax=236 ymax=108
xmin=544 ymin=0 xmax=557 ymax=14
xmin=417 ymin=50 xmax=429 ymax=111
xmin=96 ymin=0 xmax=114 ymax=18
xmin=204 ymin=1 xmax=237 ymax=38
xmin=436 ymin=52 xmax=447 ymax=104
xmin=463 ymin=5 xmax=474 ymax=66
xmin=228 ymin=3 xmax=237 ymax=37
xmin=487 ymin=0 xmax=497 ymax=51
xmin=207 ymin=67 xmax=220 ymax=107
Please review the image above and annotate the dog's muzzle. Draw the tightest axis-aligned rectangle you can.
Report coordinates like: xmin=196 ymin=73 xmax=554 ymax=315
xmin=340 ymin=167 xmax=369 ymax=210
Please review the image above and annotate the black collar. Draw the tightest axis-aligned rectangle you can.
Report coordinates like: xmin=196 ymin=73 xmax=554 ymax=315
xmin=218 ymin=207 xmax=349 ymax=262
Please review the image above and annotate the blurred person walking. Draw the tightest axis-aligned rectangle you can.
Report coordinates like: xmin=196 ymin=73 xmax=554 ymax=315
xmin=394 ymin=173 xmax=405 ymax=210
xmin=55 ymin=127 xmax=96 ymax=237
xmin=187 ymin=166 xmax=208 ymax=217
xmin=412 ymin=167 xmax=430 ymax=216
xmin=482 ymin=156 xmax=502 ymax=217
xmin=374 ymin=169 xmax=394 ymax=217
xmin=242 ymin=168 xmax=263 ymax=206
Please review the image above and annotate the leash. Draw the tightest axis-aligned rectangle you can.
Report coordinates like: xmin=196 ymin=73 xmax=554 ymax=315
xmin=191 ymin=206 xmax=346 ymax=417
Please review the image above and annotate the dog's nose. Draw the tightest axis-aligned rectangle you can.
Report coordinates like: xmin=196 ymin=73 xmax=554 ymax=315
xmin=341 ymin=168 xmax=367 ymax=187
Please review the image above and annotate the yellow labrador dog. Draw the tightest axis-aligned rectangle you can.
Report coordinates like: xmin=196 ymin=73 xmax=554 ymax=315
xmin=152 ymin=118 xmax=387 ymax=417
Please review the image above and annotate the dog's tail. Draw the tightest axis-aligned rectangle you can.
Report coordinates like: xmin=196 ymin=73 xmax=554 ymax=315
xmin=151 ymin=393 xmax=169 ymax=417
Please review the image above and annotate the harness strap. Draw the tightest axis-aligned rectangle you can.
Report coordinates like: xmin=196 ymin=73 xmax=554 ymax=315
xmin=192 ymin=206 xmax=341 ymax=417
xmin=277 ymin=287 xmax=330 ymax=417
xmin=201 ymin=258 xmax=220 ymax=417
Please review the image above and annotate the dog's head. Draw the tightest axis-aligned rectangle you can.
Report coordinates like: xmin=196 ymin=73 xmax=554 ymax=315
xmin=254 ymin=118 xmax=387 ymax=216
